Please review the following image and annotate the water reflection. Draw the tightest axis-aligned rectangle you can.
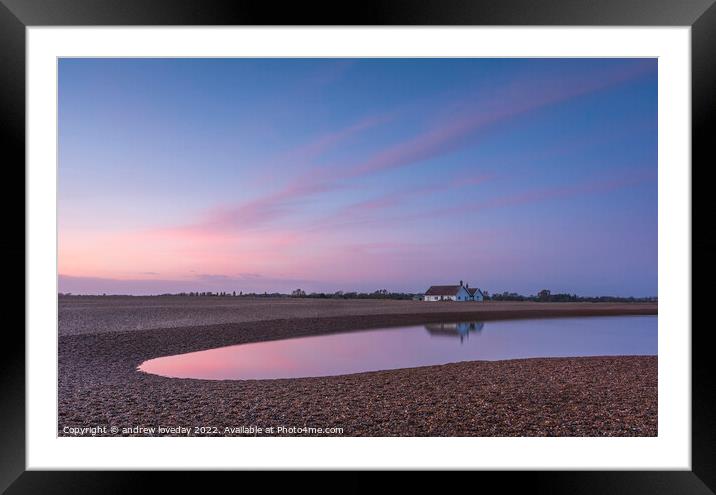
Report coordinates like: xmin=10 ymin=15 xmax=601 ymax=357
xmin=138 ymin=316 xmax=657 ymax=381
xmin=424 ymin=321 xmax=485 ymax=342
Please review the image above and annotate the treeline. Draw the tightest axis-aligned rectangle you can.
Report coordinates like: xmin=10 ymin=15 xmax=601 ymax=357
xmin=299 ymin=290 xmax=417 ymax=300
xmin=60 ymin=291 xmax=250 ymax=297
xmin=488 ymin=290 xmax=657 ymax=303
xmin=58 ymin=289 xmax=420 ymax=300
xmin=57 ymin=290 xmax=419 ymax=299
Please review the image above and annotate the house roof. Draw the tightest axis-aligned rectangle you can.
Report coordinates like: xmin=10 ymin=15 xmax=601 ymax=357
xmin=425 ymin=285 xmax=463 ymax=296
xmin=466 ymin=287 xmax=484 ymax=296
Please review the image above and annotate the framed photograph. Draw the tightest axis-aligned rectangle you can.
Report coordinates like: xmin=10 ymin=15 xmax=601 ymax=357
xmin=5 ymin=0 xmax=712 ymax=490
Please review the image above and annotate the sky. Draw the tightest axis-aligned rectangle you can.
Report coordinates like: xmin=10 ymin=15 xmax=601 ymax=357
xmin=58 ymin=58 xmax=657 ymax=296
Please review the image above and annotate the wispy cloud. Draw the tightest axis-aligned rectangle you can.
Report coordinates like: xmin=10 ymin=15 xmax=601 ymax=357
xmin=451 ymin=172 xmax=495 ymax=188
xmin=302 ymin=59 xmax=356 ymax=89
xmin=306 ymin=167 xmax=654 ymax=234
xmin=253 ymin=112 xmax=394 ymax=185
xmin=305 ymin=171 xmax=497 ymax=233
xmin=424 ymin=168 xmax=656 ymax=219
xmin=284 ymin=113 xmax=393 ymax=165
xmin=179 ymin=112 xmax=395 ymax=234
xmin=339 ymin=61 xmax=655 ymax=179
xmin=151 ymin=61 xmax=654 ymax=240
xmin=201 ymin=181 xmax=338 ymax=231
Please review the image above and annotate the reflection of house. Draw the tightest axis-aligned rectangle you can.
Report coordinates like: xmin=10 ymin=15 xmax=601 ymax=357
xmin=423 ymin=281 xmax=484 ymax=301
xmin=425 ymin=321 xmax=485 ymax=342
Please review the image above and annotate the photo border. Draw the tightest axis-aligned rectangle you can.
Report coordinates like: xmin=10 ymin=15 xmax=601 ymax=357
xmin=4 ymin=0 xmax=712 ymax=491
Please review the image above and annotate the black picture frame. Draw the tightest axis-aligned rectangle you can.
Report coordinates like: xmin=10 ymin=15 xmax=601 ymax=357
xmin=4 ymin=0 xmax=712 ymax=491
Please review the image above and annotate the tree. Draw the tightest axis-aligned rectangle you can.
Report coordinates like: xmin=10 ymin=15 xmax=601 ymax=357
xmin=538 ymin=289 xmax=551 ymax=302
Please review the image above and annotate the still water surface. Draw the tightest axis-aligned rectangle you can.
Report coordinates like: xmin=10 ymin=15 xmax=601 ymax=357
xmin=138 ymin=316 xmax=656 ymax=380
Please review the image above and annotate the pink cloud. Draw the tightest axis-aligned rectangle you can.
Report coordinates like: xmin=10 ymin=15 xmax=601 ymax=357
xmin=302 ymin=59 xmax=356 ymax=89
xmin=339 ymin=60 xmax=655 ymax=179
xmin=452 ymin=172 xmax=495 ymax=188
xmin=280 ymin=113 xmax=393 ymax=165
xmin=249 ymin=112 xmax=394 ymax=189
xmin=306 ymin=168 xmax=654 ymax=234
xmin=481 ymin=170 xmax=654 ymax=211
xmin=184 ymin=111 xmax=395 ymax=236
xmin=305 ymin=172 xmax=496 ymax=234
xmin=151 ymin=61 xmax=652 ymax=241
xmin=423 ymin=168 xmax=656 ymax=220
xmin=199 ymin=181 xmax=338 ymax=231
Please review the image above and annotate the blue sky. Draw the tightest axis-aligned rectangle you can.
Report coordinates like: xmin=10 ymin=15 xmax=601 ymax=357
xmin=58 ymin=58 xmax=657 ymax=296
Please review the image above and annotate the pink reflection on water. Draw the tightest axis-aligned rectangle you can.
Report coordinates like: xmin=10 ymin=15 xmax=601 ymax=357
xmin=138 ymin=316 xmax=656 ymax=380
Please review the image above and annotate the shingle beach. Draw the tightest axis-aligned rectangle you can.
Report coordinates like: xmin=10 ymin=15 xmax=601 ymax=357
xmin=58 ymin=297 xmax=657 ymax=437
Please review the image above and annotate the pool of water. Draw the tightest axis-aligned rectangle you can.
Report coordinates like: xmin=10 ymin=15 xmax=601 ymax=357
xmin=137 ymin=316 xmax=656 ymax=380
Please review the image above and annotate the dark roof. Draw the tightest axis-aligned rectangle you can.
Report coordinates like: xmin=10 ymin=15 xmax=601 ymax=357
xmin=425 ymin=285 xmax=462 ymax=296
xmin=467 ymin=287 xmax=484 ymax=296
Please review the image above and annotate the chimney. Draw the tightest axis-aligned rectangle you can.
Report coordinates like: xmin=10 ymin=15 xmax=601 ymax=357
xmin=466 ymin=283 xmax=469 ymax=289
xmin=460 ymin=280 xmax=463 ymax=286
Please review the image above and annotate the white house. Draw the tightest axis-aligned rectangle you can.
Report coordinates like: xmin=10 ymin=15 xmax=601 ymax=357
xmin=423 ymin=281 xmax=484 ymax=301
xmin=466 ymin=286 xmax=485 ymax=302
